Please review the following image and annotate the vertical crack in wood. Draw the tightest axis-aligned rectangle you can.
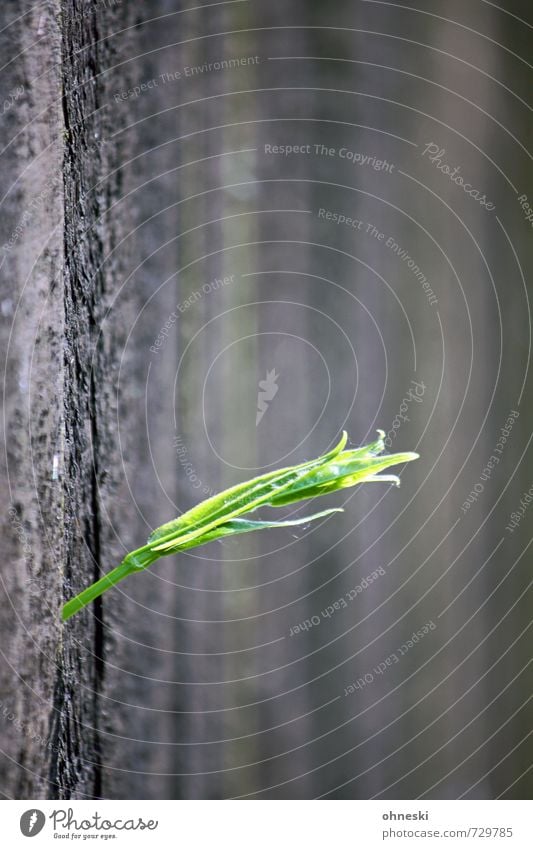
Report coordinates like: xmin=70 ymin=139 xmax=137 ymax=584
xmin=48 ymin=0 xmax=108 ymax=799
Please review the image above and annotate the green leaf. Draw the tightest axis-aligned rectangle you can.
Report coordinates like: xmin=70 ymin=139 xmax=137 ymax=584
xmin=154 ymin=507 xmax=344 ymax=554
xmin=149 ymin=431 xmax=348 ymax=551
xmin=267 ymin=449 xmax=419 ymax=506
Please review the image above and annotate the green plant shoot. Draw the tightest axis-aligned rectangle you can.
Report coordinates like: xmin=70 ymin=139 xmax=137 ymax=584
xmin=61 ymin=431 xmax=418 ymax=621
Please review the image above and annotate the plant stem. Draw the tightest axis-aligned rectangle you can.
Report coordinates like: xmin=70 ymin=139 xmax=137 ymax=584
xmin=61 ymin=545 xmax=157 ymax=621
